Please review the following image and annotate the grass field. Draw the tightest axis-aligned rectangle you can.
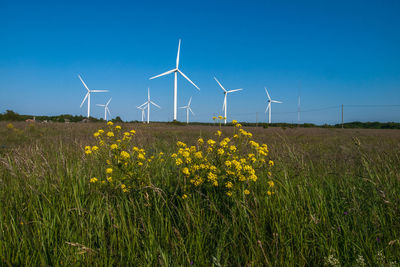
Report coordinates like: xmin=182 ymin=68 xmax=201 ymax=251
xmin=1 ymin=121 xmax=400 ymax=266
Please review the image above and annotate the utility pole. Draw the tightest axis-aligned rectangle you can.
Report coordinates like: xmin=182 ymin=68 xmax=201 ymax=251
xmin=341 ymin=104 xmax=344 ymax=129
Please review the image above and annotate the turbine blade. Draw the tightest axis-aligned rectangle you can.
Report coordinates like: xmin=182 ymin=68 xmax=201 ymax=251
xmin=178 ymin=69 xmax=200 ymax=90
xmin=271 ymin=100 xmax=282 ymax=103
xmin=188 ymin=96 xmax=192 ymax=106
xmin=189 ymin=107 xmax=195 ymax=115
xmin=90 ymin=90 xmax=109 ymax=93
xmin=176 ymin=39 xmax=181 ymax=68
xmin=265 ymin=87 xmax=271 ymax=100
xmin=96 ymin=104 xmax=105 ymax=107
xmin=149 ymin=69 xmax=176 ymax=80
xmin=227 ymin=88 xmax=243 ymax=93
xmin=107 ymin=107 xmax=111 ymax=117
xmin=150 ymin=101 xmax=161 ymax=109
xmin=106 ymin=98 xmax=112 ymax=106
xmin=265 ymin=103 xmax=270 ymax=113
xmin=138 ymin=102 xmax=147 ymax=108
xmin=78 ymin=75 xmax=90 ymax=91
xmin=179 ymin=106 xmax=187 ymax=109
xmin=214 ymin=77 xmax=227 ymax=92
xmin=80 ymin=93 xmax=89 ymax=108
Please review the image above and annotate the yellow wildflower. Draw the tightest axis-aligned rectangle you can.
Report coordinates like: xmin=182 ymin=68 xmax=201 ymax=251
xmin=106 ymin=168 xmax=113 ymax=174
xmin=194 ymin=151 xmax=203 ymax=159
xmin=182 ymin=194 xmax=188 ymax=200
xmin=198 ymin=138 xmax=204 ymax=145
xmin=130 ymin=129 xmax=136 ymax=134
xmin=216 ymin=130 xmax=222 ymax=137
xmin=93 ymin=132 xmax=100 ymax=138
xmin=244 ymin=189 xmax=250 ymax=195
xmin=225 ymin=182 xmax=233 ymax=189
xmin=212 ymin=116 xmax=217 ymax=120
xmin=121 ymin=184 xmax=126 ymax=189
xmin=107 ymin=131 xmax=114 ymax=137
xmin=107 ymin=121 xmax=114 ymax=126
xmin=176 ymin=158 xmax=183 ymax=165
xmin=217 ymin=148 xmax=224 ymax=155
xmin=269 ymin=160 xmax=274 ymax=167
xmin=176 ymin=141 xmax=187 ymax=147
xmin=107 ymin=177 xmax=112 ymax=182
xmin=268 ymin=180 xmax=275 ymax=188
xmin=226 ymin=191 xmax=232 ymax=197
xmin=267 ymin=190 xmax=272 ymax=196
xmin=90 ymin=177 xmax=98 ymax=183
xmin=232 ymin=120 xmax=238 ymax=124
xmin=115 ymin=125 xmax=121 ymax=130
xmin=218 ymin=115 xmax=223 ymax=120
xmin=98 ymin=129 xmax=104 ymax=134
xmin=120 ymin=151 xmax=130 ymax=160
xmin=110 ymin=144 xmax=118 ymax=150
xmin=182 ymin=167 xmax=190 ymax=176
xmin=92 ymin=146 xmax=99 ymax=151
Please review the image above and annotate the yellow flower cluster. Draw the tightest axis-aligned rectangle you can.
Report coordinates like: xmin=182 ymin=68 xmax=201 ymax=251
xmin=172 ymin=121 xmax=274 ymax=199
xmin=86 ymin=119 xmax=275 ymax=200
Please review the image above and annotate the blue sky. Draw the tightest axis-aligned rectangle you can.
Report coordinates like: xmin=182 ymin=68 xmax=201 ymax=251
xmin=0 ymin=0 xmax=399 ymax=124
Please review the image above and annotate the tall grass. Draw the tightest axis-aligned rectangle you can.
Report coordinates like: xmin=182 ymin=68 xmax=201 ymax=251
xmin=1 ymin=122 xmax=400 ymax=266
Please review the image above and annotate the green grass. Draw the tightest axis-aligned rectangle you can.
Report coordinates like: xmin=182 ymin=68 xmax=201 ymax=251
xmin=1 ymin=122 xmax=400 ymax=266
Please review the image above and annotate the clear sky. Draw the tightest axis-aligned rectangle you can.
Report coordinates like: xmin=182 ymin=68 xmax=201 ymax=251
xmin=1 ymin=0 xmax=399 ymax=124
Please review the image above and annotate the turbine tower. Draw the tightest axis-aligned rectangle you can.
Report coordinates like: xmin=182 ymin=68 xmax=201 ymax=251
xmin=78 ymin=75 xmax=108 ymax=118
xmin=265 ymin=87 xmax=282 ymax=124
xmin=136 ymin=105 xmax=147 ymax=123
xmin=138 ymin=88 xmax=161 ymax=124
xmin=179 ymin=96 xmax=194 ymax=124
xmin=214 ymin=77 xmax=243 ymax=124
xmin=96 ymin=98 xmax=112 ymax=121
xmin=149 ymin=39 xmax=200 ymax=121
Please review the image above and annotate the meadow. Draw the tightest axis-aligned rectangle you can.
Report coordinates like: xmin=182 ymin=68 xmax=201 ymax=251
xmin=0 ymin=121 xmax=400 ymax=266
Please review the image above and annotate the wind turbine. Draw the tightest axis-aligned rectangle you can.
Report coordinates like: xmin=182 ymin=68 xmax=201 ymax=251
xmin=179 ymin=96 xmax=194 ymax=124
xmin=136 ymin=105 xmax=147 ymax=123
xmin=96 ymin=98 xmax=112 ymax=121
xmin=149 ymin=39 xmax=200 ymax=121
xmin=138 ymin=88 xmax=161 ymax=124
xmin=78 ymin=75 xmax=108 ymax=118
xmin=264 ymin=87 xmax=282 ymax=124
xmin=214 ymin=77 xmax=243 ymax=124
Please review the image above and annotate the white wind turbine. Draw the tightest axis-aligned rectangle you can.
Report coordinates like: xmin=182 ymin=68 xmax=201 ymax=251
xmin=138 ymin=88 xmax=161 ymax=124
xmin=136 ymin=105 xmax=147 ymax=123
xmin=78 ymin=75 xmax=109 ymax=118
xmin=214 ymin=77 xmax=243 ymax=124
xmin=149 ymin=39 xmax=200 ymax=121
xmin=96 ymin=98 xmax=112 ymax=121
xmin=265 ymin=87 xmax=282 ymax=124
xmin=179 ymin=96 xmax=194 ymax=124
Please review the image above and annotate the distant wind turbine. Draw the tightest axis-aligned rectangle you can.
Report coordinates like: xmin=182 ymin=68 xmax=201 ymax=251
xmin=78 ymin=75 xmax=108 ymax=118
xmin=265 ymin=87 xmax=282 ymax=124
xmin=136 ymin=105 xmax=147 ymax=123
xmin=179 ymin=96 xmax=194 ymax=124
xmin=138 ymin=88 xmax=161 ymax=124
xmin=214 ymin=77 xmax=243 ymax=124
xmin=96 ymin=98 xmax=112 ymax=121
xmin=149 ymin=39 xmax=200 ymax=121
